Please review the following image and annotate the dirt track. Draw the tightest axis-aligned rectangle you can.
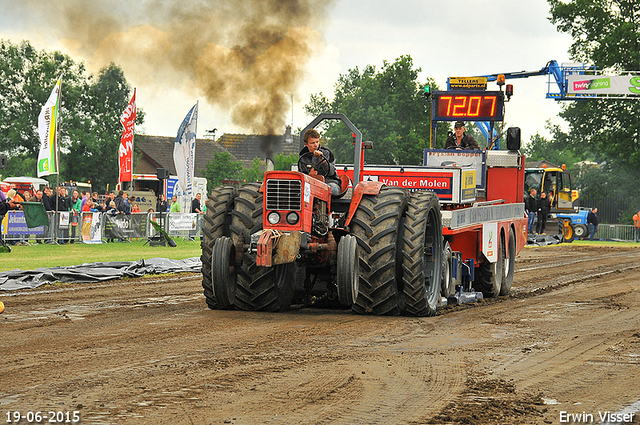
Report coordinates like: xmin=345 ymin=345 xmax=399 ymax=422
xmin=2 ymin=244 xmax=640 ymax=425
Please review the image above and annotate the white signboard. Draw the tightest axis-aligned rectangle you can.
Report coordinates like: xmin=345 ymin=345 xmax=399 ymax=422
xmin=567 ymin=75 xmax=640 ymax=95
xmin=168 ymin=213 xmax=197 ymax=231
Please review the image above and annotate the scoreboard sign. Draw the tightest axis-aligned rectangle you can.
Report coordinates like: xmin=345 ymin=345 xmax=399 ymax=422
xmin=432 ymin=91 xmax=504 ymax=122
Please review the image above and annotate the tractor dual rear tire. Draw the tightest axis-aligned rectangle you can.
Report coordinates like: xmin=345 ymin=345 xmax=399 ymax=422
xmin=401 ymin=191 xmax=443 ymax=317
xmin=350 ymin=186 xmax=408 ymax=316
xmin=230 ymin=183 xmax=295 ymax=312
xmin=201 ymin=185 xmax=237 ymax=309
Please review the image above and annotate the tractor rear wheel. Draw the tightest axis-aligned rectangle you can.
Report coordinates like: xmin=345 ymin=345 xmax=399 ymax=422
xmin=211 ymin=236 xmax=237 ymax=309
xmin=401 ymin=191 xmax=443 ymax=317
xmin=231 ymin=183 xmax=295 ymax=312
xmin=337 ymin=234 xmax=359 ymax=307
xmin=477 ymin=231 xmax=505 ymax=298
xmin=350 ymin=186 xmax=408 ymax=316
xmin=500 ymin=227 xmax=516 ymax=296
xmin=201 ymin=185 xmax=237 ymax=309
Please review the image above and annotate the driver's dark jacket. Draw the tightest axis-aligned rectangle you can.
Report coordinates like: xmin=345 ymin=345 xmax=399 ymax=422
xmin=444 ymin=134 xmax=479 ymax=150
xmin=299 ymin=145 xmax=340 ymax=186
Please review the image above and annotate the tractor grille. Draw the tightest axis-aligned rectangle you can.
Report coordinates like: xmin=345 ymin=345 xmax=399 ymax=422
xmin=266 ymin=179 xmax=302 ymax=211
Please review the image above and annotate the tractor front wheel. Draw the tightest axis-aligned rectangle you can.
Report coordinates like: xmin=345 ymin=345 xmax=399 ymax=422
xmin=211 ymin=236 xmax=237 ymax=309
xmin=337 ymin=234 xmax=359 ymax=307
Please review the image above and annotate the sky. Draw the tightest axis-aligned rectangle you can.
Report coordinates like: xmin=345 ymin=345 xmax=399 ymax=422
xmin=0 ymin=0 xmax=575 ymax=146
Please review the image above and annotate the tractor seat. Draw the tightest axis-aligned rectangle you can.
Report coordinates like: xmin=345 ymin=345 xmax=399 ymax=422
xmin=332 ymin=174 xmax=351 ymax=199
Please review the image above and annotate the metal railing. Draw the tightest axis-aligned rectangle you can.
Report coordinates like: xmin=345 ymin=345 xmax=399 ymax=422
xmin=0 ymin=211 xmax=205 ymax=244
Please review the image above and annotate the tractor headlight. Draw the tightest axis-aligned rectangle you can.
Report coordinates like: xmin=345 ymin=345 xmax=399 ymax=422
xmin=286 ymin=212 xmax=299 ymax=225
xmin=267 ymin=211 xmax=281 ymax=225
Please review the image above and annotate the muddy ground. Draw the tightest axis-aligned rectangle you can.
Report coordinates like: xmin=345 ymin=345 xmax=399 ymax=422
xmin=1 ymin=244 xmax=640 ymax=425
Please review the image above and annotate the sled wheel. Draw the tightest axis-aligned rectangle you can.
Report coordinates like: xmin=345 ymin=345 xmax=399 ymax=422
xmin=500 ymin=227 xmax=516 ymax=296
xmin=477 ymin=230 xmax=505 ymax=298
xmin=441 ymin=241 xmax=454 ymax=299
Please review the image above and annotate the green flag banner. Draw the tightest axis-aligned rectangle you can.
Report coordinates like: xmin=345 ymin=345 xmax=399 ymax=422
xmin=21 ymin=202 xmax=50 ymax=228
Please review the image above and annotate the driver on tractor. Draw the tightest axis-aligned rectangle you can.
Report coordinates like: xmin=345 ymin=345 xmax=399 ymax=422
xmin=299 ymin=128 xmax=341 ymax=196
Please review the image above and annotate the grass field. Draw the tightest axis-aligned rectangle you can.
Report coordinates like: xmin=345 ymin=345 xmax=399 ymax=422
xmin=2 ymin=237 xmax=638 ymax=274
xmin=0 ymin=239 xmax=203 ymax=272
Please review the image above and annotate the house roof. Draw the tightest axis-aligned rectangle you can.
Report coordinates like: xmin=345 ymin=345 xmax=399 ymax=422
xmin=136 ymin=135 xmax=230 ymax=177
xmin=216 ymin=130 xmax=299 ymax=164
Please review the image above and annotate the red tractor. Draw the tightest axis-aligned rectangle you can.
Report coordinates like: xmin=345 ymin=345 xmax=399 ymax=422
xmin=201 ymin=110 xmax=527 ymax=316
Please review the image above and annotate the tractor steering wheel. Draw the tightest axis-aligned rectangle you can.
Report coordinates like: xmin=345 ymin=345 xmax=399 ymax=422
xmin=298 ymin=151 xmax=331 ymax=177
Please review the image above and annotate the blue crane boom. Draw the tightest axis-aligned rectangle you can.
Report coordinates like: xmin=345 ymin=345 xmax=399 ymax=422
xmin=448 ymin=60 xmax=594 ymax=148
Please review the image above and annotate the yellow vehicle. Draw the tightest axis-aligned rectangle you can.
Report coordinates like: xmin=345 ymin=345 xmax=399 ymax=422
xmin=524 ymin=163 xmax=580 ymax=241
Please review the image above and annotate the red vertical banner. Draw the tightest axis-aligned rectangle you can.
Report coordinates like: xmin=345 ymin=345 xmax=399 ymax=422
xmin=118 ymin=89 xmax=136 ymax=183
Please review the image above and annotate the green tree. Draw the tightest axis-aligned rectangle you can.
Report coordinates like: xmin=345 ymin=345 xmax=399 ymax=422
xmin=201 ymin=151 xmax=243 ymax=188
xmin=0 ymin=40 xmax=143 ymax=191
xmin=546 ymin=0 xmax=640 ymax=221
xmin=62 ymin=63 xmax=143 ymax=190
xmin=274 ymin=152 xmax=298 ymax=171
xmin=241 ymin=157 xmax=265 ymax=182
xmin=522 ymin=121 xmax=582 ymax=169
xmin=304 ymin=55 xmax=448 ymax=165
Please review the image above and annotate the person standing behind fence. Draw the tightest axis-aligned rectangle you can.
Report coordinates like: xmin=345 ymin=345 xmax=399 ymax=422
xmin=191 ymin=193 xmax=204 ymax=214
xmin=42 ymin=187 xmax=55 ymax=211
xmin=633 ymin=211 xmax=640 ymax=243
xmin=156 ymin=194 xmax=168 ymax=213
xmin=90 ymin=192 xmax=104 ymax=212
xmin=170 ymin=195 xmax=181 ymax=212
xmin=587 ymin=207 xmax=599 ymax=241
xmin=122 ymin=192 xmax=131 ymax=214
xmin=114 ymin=191 xmax=125 ymax=213
xmin=56 ymin=187 xmax=72 ymax=243
xmin=80 ymin=191 xmax=88 ymax=211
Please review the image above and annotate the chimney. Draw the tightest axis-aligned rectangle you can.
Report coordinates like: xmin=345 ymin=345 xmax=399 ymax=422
xmin=285 ymin=125 xmax=292 ymax=143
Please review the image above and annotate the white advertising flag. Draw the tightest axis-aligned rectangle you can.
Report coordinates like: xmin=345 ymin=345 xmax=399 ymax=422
xmin=173 ymin=103 xmax=198 ymax=198
xmin=37 ymin=77 xmax=62 ymax=177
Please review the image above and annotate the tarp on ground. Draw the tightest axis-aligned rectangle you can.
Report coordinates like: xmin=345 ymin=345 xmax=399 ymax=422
xmin=526 ymin=234 xmax=564 ymax=246
xmin=0 ymin=257 xmax=202 ymax=291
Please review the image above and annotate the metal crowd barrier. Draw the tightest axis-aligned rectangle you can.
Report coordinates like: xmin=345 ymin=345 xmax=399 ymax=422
xmin=0 ymin=211 xmax=204 ymax=244
xmin=3 ymin=210 xmax=636 ymax=244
